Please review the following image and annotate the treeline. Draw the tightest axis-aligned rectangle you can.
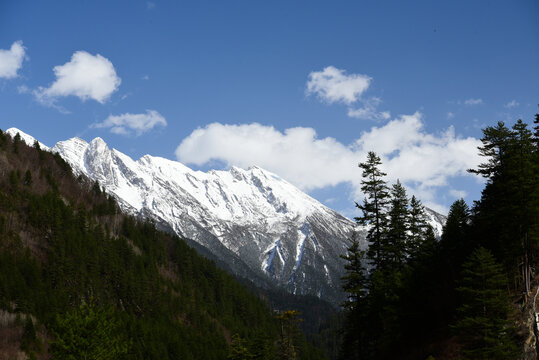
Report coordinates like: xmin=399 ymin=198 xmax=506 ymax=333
xmin=339 ymin=113 xmax=539 ymax=359
xmin=0 ymin=130 xmax=326 ymax=360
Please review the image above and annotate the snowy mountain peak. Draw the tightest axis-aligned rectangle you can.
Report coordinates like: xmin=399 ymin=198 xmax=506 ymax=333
xmin=5 ymin=127 xmax=50 ymax=151
xmin=3 ymin=128 xmax=446 ymax=305
xmin=46 ymin=134 xmax=359 ymax=303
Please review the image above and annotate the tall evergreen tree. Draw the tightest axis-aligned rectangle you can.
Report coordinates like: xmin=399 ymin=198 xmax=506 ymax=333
xmin=407 ymin=195 xmax=432 ymax=260
xmin=340 ymin=232 xmax=367 ymax=310
xmin=276 ymin=310 xmax=303 ymax=360
xmin=506 ymin=119 xmax=536 ymax=293
xmin=339 ymin=233 xmax=368 ymax=360
xmin=453 ymin=247 xmax=518 ymax=359
xmin=468 ymin=121 xmax=512 ymax=180
xmin=13 ymin=132 xmax=21 ymax=154
xmin=469 ymin=119 xmax=538 ymax=293
xmin=228 ymin=334 xmax=254 ymax=360
xmin=384 ymin=180 xmax=408 ymax=270
xmin=440 ymin=199 xmax=471 ymax=270
xmin=356 ymin=151 xmax=390 ymax=270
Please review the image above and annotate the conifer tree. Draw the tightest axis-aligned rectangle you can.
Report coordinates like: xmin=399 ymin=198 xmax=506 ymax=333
xmin=440 ymin=199 xmax=471 ymax=269
xmin=50 ymin=301 xmax=130 ymax=360
xmin=340 ymin=232 xmax=367 ymax=310
xmin=507 ymin=119 xmax=537 ymax=294
xmin=356 ymin=151 xmax=390 ymax=270
xmin=339 ymin=233 xmax=368 ymax=359
xmin=276 ymin=310 xmax=302 ymax=360
xmin=13 ymin=132 xmax=21 ymax=154
xmin=407 ymin=195 xmax=431 ymax=259
xmin=468 ymin=121 xmax=512 ymax=180
xmin=228 ymin=334 xmax=254 ymax=360
xmin=469 ymin=119 xmax=538 ymax=293
xmin=453 ymin=247 xmax=518 ymax=359
xmin=384 ymin=180 xmax=408 ymax=270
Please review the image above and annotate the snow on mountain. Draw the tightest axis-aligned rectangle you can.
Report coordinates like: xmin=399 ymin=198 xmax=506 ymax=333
xmin=5 ymin=127 xmax=50 ymax=151
xmin=5 ymin=127 xmax=446 ymax=305
xmin=42 ymin=131 xmax=359 ymax=303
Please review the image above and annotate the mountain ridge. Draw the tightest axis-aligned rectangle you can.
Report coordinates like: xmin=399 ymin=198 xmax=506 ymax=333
xmin=5 ymin=127 xmax=445 ymax=305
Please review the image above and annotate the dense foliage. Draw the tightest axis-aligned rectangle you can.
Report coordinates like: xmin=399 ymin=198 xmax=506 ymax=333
xmin=340 ymin=113 xmax=538 ymax=359
xmin=0 ymin=130 xmax=326 ymax=360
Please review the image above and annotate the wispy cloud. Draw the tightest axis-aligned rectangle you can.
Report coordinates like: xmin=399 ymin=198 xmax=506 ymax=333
xmin=447 ymin=112 xmax=455 ymax=119
xmin=347 ymin=97 xmax=390 ymax=121
xmin=147 ymin=2 xmax=156 ymax=10
xmin=464 ymin=98 xmax=483 ymax=106
xmin=91 ymin=110 xmax=167 ymax=136
xmin=504 ymin=100 xmax=519 ymax=108
xmin=34 ymin=51 xmax=121 ymax=106
xmin=0 ymin=41 xmax=26 ymax=79
xmin=306 ymin=66 xmax=390 ymax=120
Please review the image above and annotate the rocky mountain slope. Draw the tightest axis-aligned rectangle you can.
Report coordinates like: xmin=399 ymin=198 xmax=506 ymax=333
xmin=6 ymin=128 xmax=445 ymax=305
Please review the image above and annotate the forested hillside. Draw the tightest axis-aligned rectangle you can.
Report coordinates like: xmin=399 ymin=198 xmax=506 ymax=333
xmin=338 ymin=113 xmax=539 ymax=359
xmin=0 ymin=130 xmax=326 ymax=359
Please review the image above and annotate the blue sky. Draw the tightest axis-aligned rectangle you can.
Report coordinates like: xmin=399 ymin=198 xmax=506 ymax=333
xmin=0 ymin=0 xmax=537 ymax=215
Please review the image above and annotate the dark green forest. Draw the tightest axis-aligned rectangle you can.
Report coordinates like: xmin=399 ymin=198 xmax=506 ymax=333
xmin=0 ymin=131 xmax=326 ymax=359
xmin=339 ymin=113 xmax=539 ymax=359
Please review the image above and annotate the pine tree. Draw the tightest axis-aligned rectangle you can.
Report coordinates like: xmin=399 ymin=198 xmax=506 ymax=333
xmin=276 ymin=310 xmax=302 ymax=360
xmin=340 ymin=232 xmax=367 ymax=310
xmin=468 ymin=121 xmax=512 ymax=180
xmin=228 ymin=334 xmax=254 ymax=360
xmin=356 ymin=151 xmax=390 ymax=270
xmin=440 ymin=199 xmax=471 ymax=269
xmin=407 ymin=195 xmax=431 ymax=259
xmin=507 ymin=119 xmax=537 ymax=294
xmin=453 ymin=247 xmax=518 ymax=359
xmin=13 ymin=132 xmax=21 ymax=154
xmin=469 ymin=119 xmax=538 ymax=294
xmin=50 ymin=301 xmax=130 ymax=360
xmin=383 ymin=180 xmax=408 ymax=270
xmin=339 ymin=233 xmax=368 ymax=360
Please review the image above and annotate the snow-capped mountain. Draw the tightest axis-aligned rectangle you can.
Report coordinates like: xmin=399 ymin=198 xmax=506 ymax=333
xmin=6 ymin=128 xmax=445 ymax=305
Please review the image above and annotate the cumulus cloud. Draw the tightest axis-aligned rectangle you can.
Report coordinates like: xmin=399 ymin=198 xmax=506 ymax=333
xmin=347 ymin=97 xmax=391 ymax=121
xmin=175 ymin=113 xmax=482 ymax=210
xmin=464 ymin=98 xmax=483 ymax=106
xmin=505 ymin=100 xmax=519 ymax=108
xmin=91 ymin=110 xmax=166 ymax=136
xmin=35 ymin=51 xmax=121 ymax=105
xmin=306 ymin=66 xmax=371 ymax=105
xmin=0 ymin=41 xmax=26 ymax=79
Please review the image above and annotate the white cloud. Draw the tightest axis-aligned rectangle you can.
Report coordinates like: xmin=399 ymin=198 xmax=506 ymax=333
xmin=35 ymin=51 xmax=121 ymax=105
xmin=175 ymin=112 xmax=482 ymax=211
xmin=147 ymin=2 xmax=156 ymax=9
xmin=306 ymin=66 xmax=371 ymax=105
xmin=347 ymin=97 xmax=390 ymax=121
xmin=0 ymin=41 xmax=26 ymax=79
xmin=505 ymin=100 xmax=519 ymax=108
xmin=447 ymin=112 xmax=454 ymax=119
xmin=91 ymin=110 xmax=167 ymax=136
xmin=464 ymin=98 xmax=483 ymax=106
